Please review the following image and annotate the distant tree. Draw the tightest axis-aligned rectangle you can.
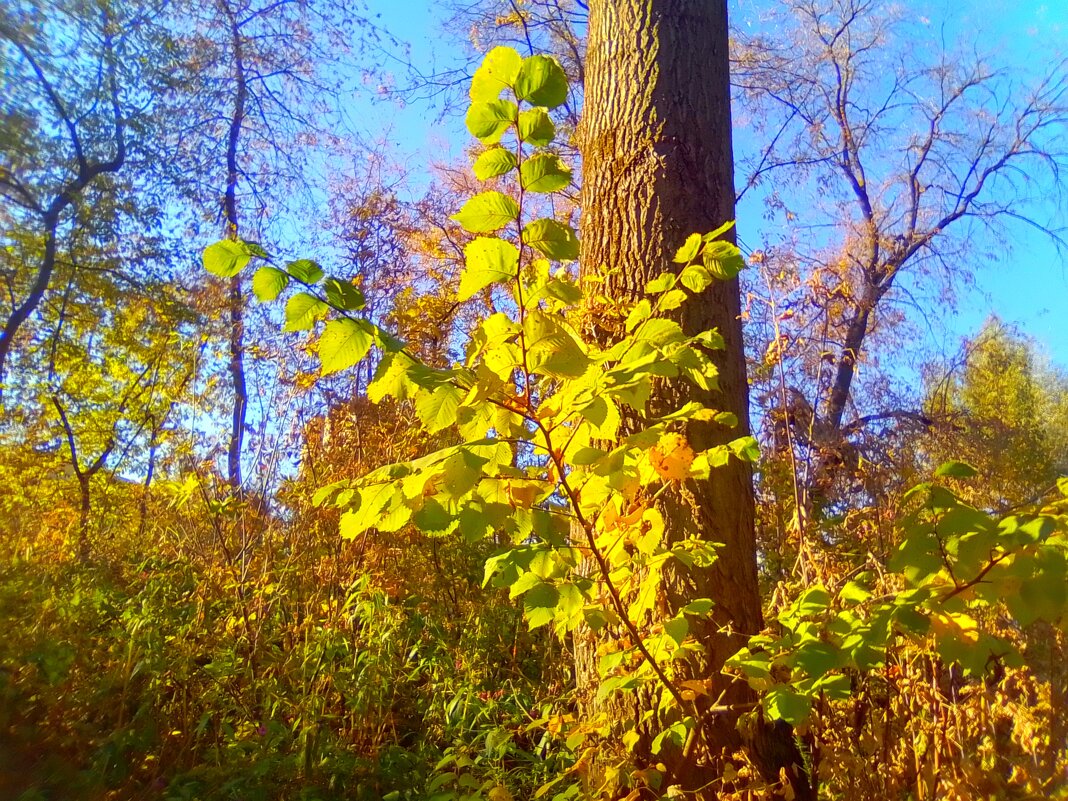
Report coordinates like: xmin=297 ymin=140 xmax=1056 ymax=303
xmin=175 ymin=0 xmax=375 ymax=492
xmin=31 ymin=265 xmax=194 ymax=561
xmin=733 ymin=0 xmax=1068 ymax=502
xmin=923 ymin=319 xmax=1068 ymax=510
xmin=0 ymin=0 xmax=178 ymax=388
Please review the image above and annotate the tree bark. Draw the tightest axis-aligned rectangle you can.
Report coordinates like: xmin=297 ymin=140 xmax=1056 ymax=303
xmin=577 ymin=1 xmax=810 ymax=796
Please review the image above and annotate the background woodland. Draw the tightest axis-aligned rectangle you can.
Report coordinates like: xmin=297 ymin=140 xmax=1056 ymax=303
xmin=1 ymin=1 xmax=1067 ymax=799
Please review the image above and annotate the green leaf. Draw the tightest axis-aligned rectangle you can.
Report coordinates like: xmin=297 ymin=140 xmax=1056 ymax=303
xmin=452 ymin=192 xmax=520 ymax=234
xmin=524 ymin=582 xmax=560 ymax=629
xmin=416 ymin=384 xmax=464 ymax=433
xmin=514 ymin=55 xmax=568 ymax=108
xmin=764 ymin=688 xmax=812 ymax=726
xmin=673 ymin=233 xmax=702 ymax=264
xmin=286 ymin=259 xmax=324 ymax=284
xmin=457 ymin=502 xmax=493 ymax=542
xmin=726 ymin=647 xmax=773 ymax=680
xmin=704 ymin=220 xmax=736 ymax=240
xmin=252 ymin=266 xmax=289 ymax=301
xmin=645 ymin=273 xmax=676 ymax=293
xmin=793 ymin=641 xmax=844 ymax=679
xmin=579 ymin=396 xmax=620 ymax=439
xmin=527 ymin=275 xmax=582 ymax=308
xmin=412 ymin=498 xmax=454 ymax=533
xmin=893 ymin=605 xmax=930 ymax=635
xmin=470 ymin=46 xmax=523 ymax=101
xmin=651 ymin=720 xmax=689 ymax=756
xmin=520 ymin=153 xmax=572 ymax=193
xmin=625 ymin=299 xmax=652 ymax=331
xmin=473 ymin=147 xmax=518 ymax=180
xmin=523 ymin=218 xmax=579 ymax=261
xmin=368 ymin=353 xmax=417 ymax=403
xmin=936 ymin=460 xmax=979 ymax=478
xmin=811 ymin=673 xmax=852 ymax=701
xmin=555 ymin=582 xmax=586 ymax=620
xmin=658 ymin=289 xmax=688 ymax=310
xmin=701 ymin=240 xmax=745 ymax=280
xmin=796 ymin=586 xmax=831 ymax=615
xmin=637 ymin=318 xmax=686 ymax=347
xmin=284 ymin=292 xmax=329 ymax=332
xmin=839 ymin=580 xmax=872 ymax=605
xmin=442 ymin=450 xmax=484 ymax=498
xmin=679 ymin=264 xmax=714 ymax=293
xmin=728 ymin=436 xmax=761 ymax=463
xmin=318 ymin=318 xmax=373 ymax=374
xmin=459 ymin=237 xmax=519 ymax=300
xmin=682 ymin=599 xmax=715 ymax=615
xmin=517 ymin=108 xmax=555 ymax=146
xmin=466 ymin=100 xmax=518 ymax=144
xmin=203 ymin=240 xmax=252 ymax=277
xmin=324 ymin=277 xmax=365 ymax=311
xmin=524 ymin=311 xmax=589 ymax=378
xmin=1016 ymin=548 xmax=1067 ymax=625
xmin=663 ymin=616 xmax=689 ymax=647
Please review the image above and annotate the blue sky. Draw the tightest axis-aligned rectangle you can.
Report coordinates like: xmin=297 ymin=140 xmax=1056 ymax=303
xmin=900 ymin=0 xmax=1067 ymax=367
xmin=354 ymin=0 xmax=1067 ymax=369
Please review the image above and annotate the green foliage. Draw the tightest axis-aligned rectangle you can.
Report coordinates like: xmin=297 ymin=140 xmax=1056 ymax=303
xmin=729 ymin=468 xmax=1068 ymax=726
xmin=204 ymin=239 xmax=260 ymax=278
xmin=201 ymin=45 xmax=755 ymax=794
xmin=923 ymin=319 xmax=1068 ymax=509
xmin=186 ymin=43 xmax=1068 ymax=801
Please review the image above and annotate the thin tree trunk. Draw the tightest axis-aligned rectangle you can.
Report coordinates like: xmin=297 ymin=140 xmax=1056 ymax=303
xmin=52 ymin=395 xmax=114 ymax=563
xmin=77 ymin=475 xmax=92 ymax=563
xmin=138 ymin=424 xmax=159 ymax=539
xmin=577 ymin=1 xmax=811 ymax=796
xmin=222 ymin=0 xmax=248 ymax=493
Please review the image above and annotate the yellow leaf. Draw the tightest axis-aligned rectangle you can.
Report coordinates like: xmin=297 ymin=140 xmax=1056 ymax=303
xmin=507 ymin=481 xmax=539 ymax=508
xmin=546 ymin=714 xmax=574 ymax=734
xmin=650 ymin=433 xmax=695 ymax=481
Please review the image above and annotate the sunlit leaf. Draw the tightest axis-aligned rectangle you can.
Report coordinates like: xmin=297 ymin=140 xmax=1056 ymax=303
xmin=252 ymin=266 xmax=288 ymax=301
xmin=284 ymin=292 xmax=329 ymax=331
xmin=515 ymin=54 xmax=568 ymax=108
xmin=452 ymin=192 xmax=520 ymax=233
xmin=318 ymin=318 xmax=372 ymax=374
xmin=470 ymin=46 xmax=523 ymax=101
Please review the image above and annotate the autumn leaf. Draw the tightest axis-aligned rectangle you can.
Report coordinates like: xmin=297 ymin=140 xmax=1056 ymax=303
xmin=650 ymin=433 xmax=695 ymax=481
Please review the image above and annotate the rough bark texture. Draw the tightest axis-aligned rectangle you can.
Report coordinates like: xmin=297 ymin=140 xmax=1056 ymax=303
xmin=577 ymin=1 xmax=810 ymax=796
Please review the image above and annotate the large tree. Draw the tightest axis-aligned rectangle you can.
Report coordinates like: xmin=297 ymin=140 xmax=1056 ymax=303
xmin=0 ymin=0 xmax=173 ymax=388
xmin=733 ymin=0 xmax=1068 ymax=503
xmin=577 ymin=1 xmax=809 ymax=796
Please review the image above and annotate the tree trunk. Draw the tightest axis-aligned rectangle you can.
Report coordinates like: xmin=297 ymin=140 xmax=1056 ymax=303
xmin=222 ymin=0 xmax=248 ymax=493
xmin=138 ymin=425 xmax=159 ymax=539
xmin=577 ymin=1 xmax=810 ymax=796
xmin=77 ymin=474 xmax=92 ymax=563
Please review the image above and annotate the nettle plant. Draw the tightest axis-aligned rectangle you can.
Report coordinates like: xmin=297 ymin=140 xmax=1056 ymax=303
xmin=204 ymin=46 xmax=757 ymax=786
